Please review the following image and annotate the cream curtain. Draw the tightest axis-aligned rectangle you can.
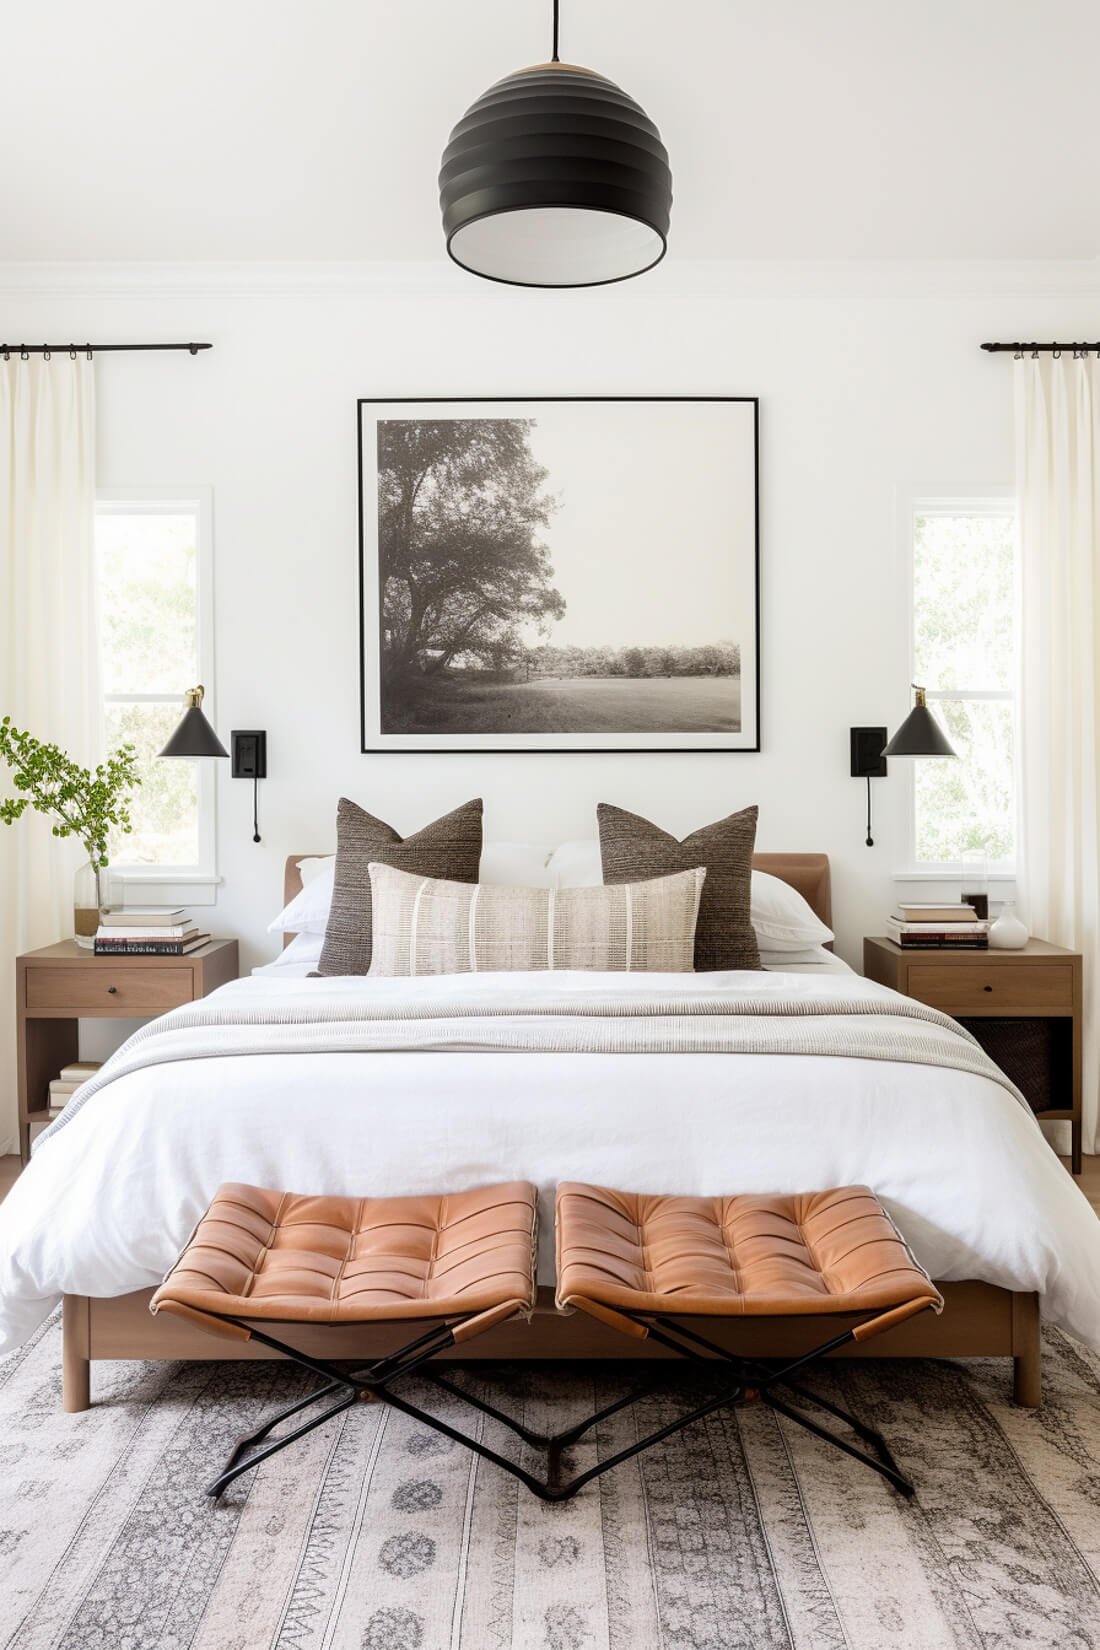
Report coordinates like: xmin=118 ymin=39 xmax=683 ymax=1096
xmin=0 ymin=357 xmax=99 ymax=1155
xmin=1015 ymin=355 xmax=1100 ymax=1155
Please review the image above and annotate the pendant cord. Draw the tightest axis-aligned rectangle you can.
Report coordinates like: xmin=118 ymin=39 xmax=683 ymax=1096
xmin=551 ymin=0 xmax=560 ymax=61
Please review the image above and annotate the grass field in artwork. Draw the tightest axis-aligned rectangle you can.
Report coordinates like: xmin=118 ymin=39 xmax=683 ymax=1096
xmin=381 ymin=674 xmax=742 ymax=736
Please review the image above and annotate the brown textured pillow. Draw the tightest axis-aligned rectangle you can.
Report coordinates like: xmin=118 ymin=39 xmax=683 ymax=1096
xmin=314 ymin=797 xmax=483 ymax=976
xmin=597 ymin=803 xmax=761 ymax=971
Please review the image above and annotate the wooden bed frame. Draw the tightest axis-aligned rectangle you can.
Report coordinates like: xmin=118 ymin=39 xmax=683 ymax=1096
xmin=60 ymin=850 xmax=1042 ymax=1412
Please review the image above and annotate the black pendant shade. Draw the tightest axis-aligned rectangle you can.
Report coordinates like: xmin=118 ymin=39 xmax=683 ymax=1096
xmin=881 ymin=688 xmax=958 ymax=759
xmin=439 ymin=62 xmax=672 ymax=288
xmin=158 ymin=687 xmax=229 ymax=759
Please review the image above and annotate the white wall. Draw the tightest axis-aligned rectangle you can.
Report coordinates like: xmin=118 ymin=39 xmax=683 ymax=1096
xmin=4 ymin=263 xmax=1099 ymax=1001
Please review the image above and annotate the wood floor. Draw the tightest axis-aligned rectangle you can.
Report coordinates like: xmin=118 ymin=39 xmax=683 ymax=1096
xmin=3 ymin=1154 xmax=1100 ymax=1209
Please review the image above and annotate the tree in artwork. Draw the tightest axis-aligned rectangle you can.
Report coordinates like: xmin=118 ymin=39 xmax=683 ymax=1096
xmin=378 ymin=419 xmax=564 ymax=688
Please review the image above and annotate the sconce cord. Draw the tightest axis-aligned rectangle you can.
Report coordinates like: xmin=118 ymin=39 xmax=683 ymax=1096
xmin=252 ymin=775 xmax=261 ymax=845
xmin=865 ymin=776 xmax=874 ymax=848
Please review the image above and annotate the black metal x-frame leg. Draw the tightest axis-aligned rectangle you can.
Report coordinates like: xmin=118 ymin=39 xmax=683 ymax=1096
xmin=204 ymin=1308 xmax=915 ymax=1503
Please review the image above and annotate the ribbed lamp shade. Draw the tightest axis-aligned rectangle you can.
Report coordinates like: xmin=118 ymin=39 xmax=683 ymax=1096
xmin=439 ymin=63 xmax=672 ymax=288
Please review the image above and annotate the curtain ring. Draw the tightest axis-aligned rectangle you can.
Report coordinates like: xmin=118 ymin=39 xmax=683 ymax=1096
xmin=69 ymin=345 xmax=77 ymax=360
xmin=1031 ymin=347 xmax=1039 ymax=358
xmin=19 ymin=346 xmax=28 ymax=360
xmin=1014 ymin=348 xmax=1023 ymax=359
xmin=1053 ymin=347 xmax=1062 ymax=359
xmin=85 ymin=344 xmax=93 ymax=360
xmin=2 ymin=346 xmax=9 ymax=361
xmin=43 ymin=344 xmax=51 ymax=361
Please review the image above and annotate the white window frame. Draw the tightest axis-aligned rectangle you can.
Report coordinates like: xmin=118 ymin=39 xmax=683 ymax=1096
xmin=95 ymin=487 xmax=220 ymax=904
xmin=894 ymin=485 xmax=1018 ymax=882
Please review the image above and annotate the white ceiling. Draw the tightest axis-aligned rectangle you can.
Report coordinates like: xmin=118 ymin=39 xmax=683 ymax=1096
xmin=2 ymin=0 xmax=1098 ymax=264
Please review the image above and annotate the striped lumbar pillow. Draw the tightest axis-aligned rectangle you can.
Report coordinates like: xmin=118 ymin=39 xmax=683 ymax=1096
xmin=367 ymin=861 xmax=706 ymax=976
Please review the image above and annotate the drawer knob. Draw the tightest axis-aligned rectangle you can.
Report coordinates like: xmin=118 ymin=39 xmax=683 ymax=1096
xmin=983 ymin=984 xmax=993 ymax=992
xmin=106 ymin=985 xmax=118 ymax=995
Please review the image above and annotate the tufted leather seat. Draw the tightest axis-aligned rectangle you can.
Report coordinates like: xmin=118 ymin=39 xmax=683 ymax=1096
xmin=152 ymin=1180 xmax=538 ymax=1338
xmin=556 ymin=1183 xmax=942 ymax=1335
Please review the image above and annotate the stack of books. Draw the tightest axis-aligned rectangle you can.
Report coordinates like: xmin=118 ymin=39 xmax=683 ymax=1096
xmin=47 ymin=1060 xmax=101 ymax=1116
xmin=94 ymin=908 xmax=210 ymax=956
xmin=887 ymin=903 xmax=990 ymax=949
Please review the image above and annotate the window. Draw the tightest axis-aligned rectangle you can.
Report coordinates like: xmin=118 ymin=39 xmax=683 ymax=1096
xmin=909 ymin=497 xmax=1017 ymax=869
xmin=95 ymin=491 xmax=215 ymax=875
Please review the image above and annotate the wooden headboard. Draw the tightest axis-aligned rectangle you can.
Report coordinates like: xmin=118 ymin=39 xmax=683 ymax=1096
xmin=281 ymin=851 xmax=832 ymax=945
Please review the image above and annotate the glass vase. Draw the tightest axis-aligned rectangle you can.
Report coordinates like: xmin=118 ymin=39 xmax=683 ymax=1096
xmin=73 ymin=860 xmax=108 ymax=949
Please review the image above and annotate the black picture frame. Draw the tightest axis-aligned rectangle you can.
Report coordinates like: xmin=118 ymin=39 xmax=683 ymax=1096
xmin=358 ymin=396 xmax=760 ymax=753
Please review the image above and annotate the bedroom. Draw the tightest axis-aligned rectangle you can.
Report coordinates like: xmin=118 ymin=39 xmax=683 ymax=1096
xmin=1 ymin=1 xmax=1099 ymax=1645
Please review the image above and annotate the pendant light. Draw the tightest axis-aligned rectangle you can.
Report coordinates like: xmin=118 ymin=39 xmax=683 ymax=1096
xmin=439 ymin=0 xmax=672 ymax=288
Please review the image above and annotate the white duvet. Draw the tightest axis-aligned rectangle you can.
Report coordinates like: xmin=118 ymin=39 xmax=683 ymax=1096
xmin=1 ymin=968 xmax=1098 ymax=1354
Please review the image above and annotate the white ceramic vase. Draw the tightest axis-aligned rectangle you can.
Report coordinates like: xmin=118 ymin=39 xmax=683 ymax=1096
xmin=988 ymin=900 xmax=1029 ymax=950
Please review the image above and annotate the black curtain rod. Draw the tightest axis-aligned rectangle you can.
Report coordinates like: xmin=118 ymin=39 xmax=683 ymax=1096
xmin=0 ymin=342 xmax=213 ymax=358
xmin=982 ymin=341 xmax=1100 ymax=355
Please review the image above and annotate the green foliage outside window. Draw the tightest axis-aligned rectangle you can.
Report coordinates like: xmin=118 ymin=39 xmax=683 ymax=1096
xmin=912 ymin=511 xmax=1016 ymax=865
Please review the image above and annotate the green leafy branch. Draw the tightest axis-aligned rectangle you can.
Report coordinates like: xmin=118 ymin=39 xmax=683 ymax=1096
xmin=0 ymin=716 xmax=140 ymax=866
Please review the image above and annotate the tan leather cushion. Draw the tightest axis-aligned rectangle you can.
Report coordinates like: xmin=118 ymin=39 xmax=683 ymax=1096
xmin=152 ymin=1181 xmax=537 ymax=1327
xmin=556 ymin=1183 xmax=942 ymax=1319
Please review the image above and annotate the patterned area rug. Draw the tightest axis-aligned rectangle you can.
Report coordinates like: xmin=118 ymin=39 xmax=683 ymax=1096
xmin=2 ymin=1315 xmax=1100 ymax=1650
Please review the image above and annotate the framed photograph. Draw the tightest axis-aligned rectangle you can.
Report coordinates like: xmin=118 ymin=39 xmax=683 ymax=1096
xmin=358 ymin=396 xmax=759 ymax=752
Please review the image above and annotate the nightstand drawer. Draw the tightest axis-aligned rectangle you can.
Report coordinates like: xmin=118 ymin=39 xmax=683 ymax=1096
xmin=905 ymin=961 xmax=1075 ymax=1014
xmin=25 ymin=968 xmax=194 ymax=1016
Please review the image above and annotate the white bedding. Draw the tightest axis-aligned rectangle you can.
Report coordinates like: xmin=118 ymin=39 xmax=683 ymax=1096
xmin=1 ymin=968 xmax=1098 ymax=1354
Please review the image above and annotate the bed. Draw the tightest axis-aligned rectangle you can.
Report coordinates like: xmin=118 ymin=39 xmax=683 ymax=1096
xmin=4 ymin=851 xmax=1099 ymax=1413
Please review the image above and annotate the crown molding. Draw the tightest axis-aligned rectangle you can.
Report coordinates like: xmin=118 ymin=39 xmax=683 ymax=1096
xmin=0 ymin=258 xmax=1098 ymax=301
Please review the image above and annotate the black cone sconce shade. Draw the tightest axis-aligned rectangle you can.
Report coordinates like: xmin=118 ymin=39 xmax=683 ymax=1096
xmin=881 ymin=687 xmax=958 ymax=758
xmin=439 ymin=61 xmax=672 ymax=288
xmin=158 ymin=686 xmax=228 ymax=759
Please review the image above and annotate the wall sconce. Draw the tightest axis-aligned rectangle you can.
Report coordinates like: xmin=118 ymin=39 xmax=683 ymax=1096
xmin=159 ymin=686 xmax=267 ymax=844
xmin=850 ymin=688 xmax=957 ymax=847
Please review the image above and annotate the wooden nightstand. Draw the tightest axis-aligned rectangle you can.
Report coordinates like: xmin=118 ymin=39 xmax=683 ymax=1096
xmin=863 ymin=936 xmax=1083 ymax=1174
xmin=15 ymin=938 xmax=239 ymax=1163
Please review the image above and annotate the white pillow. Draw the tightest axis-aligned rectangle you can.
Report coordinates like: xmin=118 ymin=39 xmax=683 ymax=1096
xmin=266 ymin=858 xmax=335 ymax=935
xmin=297 ymin=855 xmax=335 ymax=889
xmin=252 ymin=930 xmax=324 ymax=975
xmin=546 ymin=840 xmax=603 ymax=888
xmin=750 ymin=869 xmax=833 ymax=950
xmin=266 ymin=841 xmax=834 ymax=950
xmin=760 ymin=945 xmax=835 ymax=968
xmin=479 ymin=842 xmax=556 ymax=887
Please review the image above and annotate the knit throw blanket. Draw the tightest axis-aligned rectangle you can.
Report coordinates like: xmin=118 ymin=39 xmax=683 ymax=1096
xmin=37 ymin=978 xmax=1030 ymax=1149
